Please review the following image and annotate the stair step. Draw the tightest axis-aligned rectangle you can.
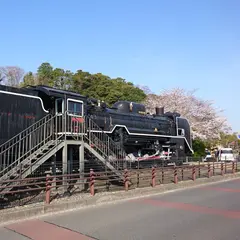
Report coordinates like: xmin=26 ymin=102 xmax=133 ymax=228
xmin=45 ymin=144 xmax=54 ymax=148
xmin=47 ymin=143 xmax=55 ymax=147
xmin=23 ymin=164 xmax=30 ymax=169
xmin=41 ymin=148 xmax=49 ymax=152
xmin=10 ymin=174 xmax=18 ymax=179
xmin=32 ymin=159 xmax=38 ymax=164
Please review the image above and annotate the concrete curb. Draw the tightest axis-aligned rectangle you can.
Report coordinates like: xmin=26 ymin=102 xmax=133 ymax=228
xmin=1 ymin=172 xmax=240 ymax=226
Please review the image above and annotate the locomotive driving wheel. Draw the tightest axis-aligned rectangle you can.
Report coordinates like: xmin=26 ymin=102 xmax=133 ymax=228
xmin=112 ymin=127 xmax=128 ymax=149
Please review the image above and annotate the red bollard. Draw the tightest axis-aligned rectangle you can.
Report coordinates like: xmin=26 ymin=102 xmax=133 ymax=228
xmin=192 ymin=165 xmax=196 ymax=181
xmin=90 ymin=168 xmax=95 ymax=196
xmin=174 ymin=167 xmax=178 ymax=184
xmin=45 ymin=174 xmax=51 ymax=204
xmin=232 ymin=162 xmax=235 ymax=174
xmin=124 ymin=169 xmax=129 ymax=191
xmin=208 ymin=163 xmax=211 ymax=178
xmin=198 ymin=161 xmax=201 ymax=178
xmin=162 ymin=168 xmax=164 ymax=184
xmin=152 ymin=167 xmax=156 ymax=187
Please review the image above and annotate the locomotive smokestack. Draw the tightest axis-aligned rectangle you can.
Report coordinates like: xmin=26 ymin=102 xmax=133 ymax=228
xmin=156 ymin=107 xmax=164 ymax=115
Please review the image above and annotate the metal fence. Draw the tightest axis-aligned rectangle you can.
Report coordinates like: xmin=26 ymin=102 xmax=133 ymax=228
xmin=0 ymin=160 xmax=238 ymax=210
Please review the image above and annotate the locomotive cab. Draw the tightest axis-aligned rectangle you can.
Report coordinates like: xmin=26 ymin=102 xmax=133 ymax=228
xmin=30 ymin=86 xmax=87 ymax=135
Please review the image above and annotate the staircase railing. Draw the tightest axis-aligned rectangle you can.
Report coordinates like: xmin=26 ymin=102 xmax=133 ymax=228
xmin=85 ymin=116 xmax=126 ymax=169
xmin=0 ymin=114 xmax=64 ymax=179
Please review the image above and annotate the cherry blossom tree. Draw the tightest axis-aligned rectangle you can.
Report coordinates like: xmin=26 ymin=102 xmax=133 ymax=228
xmin=144 ymin=88 xmax=231 ymax=140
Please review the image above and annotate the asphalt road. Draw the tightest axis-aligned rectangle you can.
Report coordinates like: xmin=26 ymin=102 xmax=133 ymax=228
xmin=1 ymin=178 xmax=240 ymax=240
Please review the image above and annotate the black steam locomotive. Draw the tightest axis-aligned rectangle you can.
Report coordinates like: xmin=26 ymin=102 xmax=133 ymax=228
xmin=87 ymin=99 xmax=193 ymax=159
xmin=0 ymin=84 xmax=193 ymax=161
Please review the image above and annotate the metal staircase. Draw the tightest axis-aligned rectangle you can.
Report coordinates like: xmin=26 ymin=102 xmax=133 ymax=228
xmin=0 ymin=112 xmax=127 ymax=194
xmin=0 ymin=114 xmax=65 ymax=193
xmin=86 ymin=117 xmax=126 ymax=165
xmin=66 ymin=115 xmax=127 ymax=180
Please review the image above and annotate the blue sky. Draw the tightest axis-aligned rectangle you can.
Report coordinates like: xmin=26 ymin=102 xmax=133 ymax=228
xmin=1 ymin=0 xmax=239 ymax=132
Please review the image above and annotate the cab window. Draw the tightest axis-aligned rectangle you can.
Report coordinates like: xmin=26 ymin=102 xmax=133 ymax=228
xmin=56 ymin=99 xmax=64 ymax=115
xmin=178 ymin=128 xmax=185 ymax=136
xmin=67 ymin=99 xmax=83 ymax=116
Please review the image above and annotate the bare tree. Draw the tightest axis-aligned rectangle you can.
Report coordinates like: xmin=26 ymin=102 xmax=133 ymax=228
xmin=135 ymin=84 xmax=153 ymax=94
xmin=0 ymin=66 xmax=25 ymax=87
xmin=145 ymin=88 xmax=231 ymax=140
xmin=0 ymin=71 xmax=5 ymax=83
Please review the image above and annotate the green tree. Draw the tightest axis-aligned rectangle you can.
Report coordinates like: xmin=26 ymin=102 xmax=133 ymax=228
xmin=72 ymin=71 xmax=146 ymax=106
xmin=204 ymin=132 xmax=240 ymax=151
xmin=111 ymin=78 xmax=146 ymax=104
xmin=32 ymin=63 xmax=147 ymax=105
xmin=21 ymin=72 xmax=36 ymax=87
xmin=37 ymin=62 xmax=53 ymax=85
xmin=192 ymin=138 xmax=206 ymax=157
xmin=52 ymin=68 xmax=72 ymax=89
xmin=70 ymin=70 xmax=91 ymax=93
xmin=215 ymin=132 xmax=240 ymax=150
xmin=62 ymin=70 xmax=73 ymax=90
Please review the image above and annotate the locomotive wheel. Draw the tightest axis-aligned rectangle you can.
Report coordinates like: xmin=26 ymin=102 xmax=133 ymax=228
xmin=112 ymin=127 xmax=128 ymax=149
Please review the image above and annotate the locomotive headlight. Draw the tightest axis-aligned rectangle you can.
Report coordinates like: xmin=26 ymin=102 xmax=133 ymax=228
xmin=180 ymin=145 xmax=183 ymax=150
